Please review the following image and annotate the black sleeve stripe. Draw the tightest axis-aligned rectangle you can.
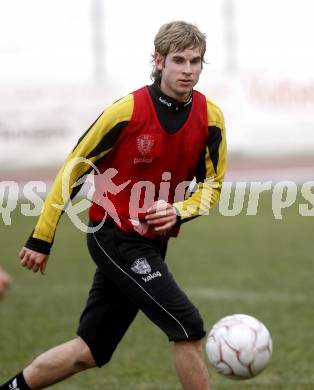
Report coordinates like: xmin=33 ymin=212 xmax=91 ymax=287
xmin=178 ymin=214 xmax=198 ymax=225
xmin=70 ymin=121 xmax=130 ymax=200
xmin=25 ymin=235 xmax=52 ymax=255
xmin=194 ymin=145 xmax=207 ymax=183
xmin=86 ymin=121 xmax=129 ymax=159
xmin=207 ymin=126 xmax=222 ymax=174
xmin=73 ymin=112 xmax=104 ymax=152
xmin=69 ymin=166 xmax=94 ymax=201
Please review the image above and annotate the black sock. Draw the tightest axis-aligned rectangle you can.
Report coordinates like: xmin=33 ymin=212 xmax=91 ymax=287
xmin=0 ymin=372 xmax=30 ymax=390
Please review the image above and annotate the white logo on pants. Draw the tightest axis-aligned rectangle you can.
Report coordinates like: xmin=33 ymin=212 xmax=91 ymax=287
xmin=131 ymin=258 xmax=151 ymax=275
xmin=141 ymin=271 xmax=162 ymax=282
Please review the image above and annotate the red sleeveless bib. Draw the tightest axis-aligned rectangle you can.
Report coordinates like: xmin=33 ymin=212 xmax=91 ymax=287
xmin=89 ymin=86 xmax=208 ymax=238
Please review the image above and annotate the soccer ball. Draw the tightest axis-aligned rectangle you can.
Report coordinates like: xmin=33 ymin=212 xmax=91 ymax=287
xmin=206 ymin=314 xmax=272 ymax=380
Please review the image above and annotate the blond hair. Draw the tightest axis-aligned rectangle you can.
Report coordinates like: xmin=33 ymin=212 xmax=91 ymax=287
xmin=151 ymin=21 xmax=206 ymax=83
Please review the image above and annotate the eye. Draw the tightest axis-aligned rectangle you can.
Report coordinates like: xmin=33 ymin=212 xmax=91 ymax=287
xmin=191 ymin=57 xmax=201 ymax=65
xmin=173 ymin=57 xmax=184 ymax=64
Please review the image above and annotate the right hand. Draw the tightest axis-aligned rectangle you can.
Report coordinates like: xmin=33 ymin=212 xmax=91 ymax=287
xmin=19 ymin=247 xmax=49 ymax=275
xmin=145 ymin=200 xmax=178 ymax=235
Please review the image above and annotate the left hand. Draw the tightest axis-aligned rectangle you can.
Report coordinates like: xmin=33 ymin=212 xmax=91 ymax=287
xmin=19 ymin=247 xmax=49 ymax=275
xmin=145 ymin=200 xmax=177 ymax=235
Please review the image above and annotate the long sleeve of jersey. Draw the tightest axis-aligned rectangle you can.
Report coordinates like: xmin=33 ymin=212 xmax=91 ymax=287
xmin=25 ymin=94 xmax=226 ymax=254
xmin=173 ymin=99 xmax=227 ymax=221
xmin=25 ymin=95 xmax=134 ymax=254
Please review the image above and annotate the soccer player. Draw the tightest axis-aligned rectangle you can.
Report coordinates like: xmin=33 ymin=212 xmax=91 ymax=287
xmin=1 ymin=21 xmax=227 ymax=390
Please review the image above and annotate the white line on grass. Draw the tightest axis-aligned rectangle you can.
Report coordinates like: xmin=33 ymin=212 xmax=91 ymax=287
xmin=187 ymin=287 xmax=314 ymax=303
xmin=14 ymin=285 xmax=314 ymax=303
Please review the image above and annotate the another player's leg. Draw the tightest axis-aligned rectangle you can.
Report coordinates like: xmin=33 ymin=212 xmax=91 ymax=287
xmin=0 ymin=337 xmax=96 ymax=390
xmin=174 ymin=339 xmax=210 ymax=390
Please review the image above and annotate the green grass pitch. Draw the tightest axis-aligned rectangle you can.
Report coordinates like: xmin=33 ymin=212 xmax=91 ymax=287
xmin=0 ymin=192 xmax=313 ymax=389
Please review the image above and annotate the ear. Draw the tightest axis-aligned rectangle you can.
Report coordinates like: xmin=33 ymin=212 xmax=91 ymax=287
xmin=154 ymin=52 xmax=165 ymax=71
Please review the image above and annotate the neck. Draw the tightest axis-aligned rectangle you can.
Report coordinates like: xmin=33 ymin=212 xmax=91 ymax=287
xmin=158 ymin=82 xmax=192 ymax=103
xmin=149 ymin=82 xmax=193 ymax=112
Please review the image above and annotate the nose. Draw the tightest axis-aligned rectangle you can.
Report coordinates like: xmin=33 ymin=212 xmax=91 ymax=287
xmin=182 ymin=61 xmax=192 ymax=75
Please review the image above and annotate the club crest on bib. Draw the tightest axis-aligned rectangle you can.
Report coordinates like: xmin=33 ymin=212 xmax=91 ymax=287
xmin=131 ymin=257 xmax=151 ymax=275
xmin=134 ymin=134 xmax=155 ymax=164
xmin=137 ymin=134 xmax=155 ymax=156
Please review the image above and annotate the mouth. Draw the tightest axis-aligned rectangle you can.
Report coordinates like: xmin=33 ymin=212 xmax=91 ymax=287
xmin=178 ymin=79 xmax=193 ymax=86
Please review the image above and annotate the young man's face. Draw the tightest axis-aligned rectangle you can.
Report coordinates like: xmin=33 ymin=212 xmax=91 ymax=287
xmin=155 ymin=47 xmax=203 ymax=102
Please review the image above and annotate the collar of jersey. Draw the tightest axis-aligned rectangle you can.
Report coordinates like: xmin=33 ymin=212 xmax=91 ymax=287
xmin=150 ymin=82 xmax=193 ymax=112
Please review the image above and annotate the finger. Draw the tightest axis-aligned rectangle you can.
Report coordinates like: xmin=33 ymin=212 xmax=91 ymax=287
xmin=22 ymin=253 xmax=36 ymax=270
xmin=146 ymin=208 xmax=175 ymax=220
xmin=154 ymin=218 xmax=177 ymax=232
xmin=40 ymin=260 xmax=47 ymax=275
xmin=31 ymin=263 xmax=40 ymax=273
xmin=146 ymin=211 xmax=174 ymax=221
xmin=26 ymin=258 xmax=35 ymax=270
xmin=147 ymin=215 xmax=176 ymax=226
xmin=147 ymin=201 xmax=170 ymax=214
xmin=147 ymin=204 xmax=169 ymax=212
xmin=146 ymin=207 xmax=168 ymax=216
xmin=19 ymin=248 xmax=26 ymax=260
xmin=20 ymin=252 xmax=31 ymax=267
xmin=147 ymin=209 xmax=176 ymax=220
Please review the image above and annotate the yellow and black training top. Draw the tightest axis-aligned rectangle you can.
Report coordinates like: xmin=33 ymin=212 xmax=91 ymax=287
xmin=26 ymin=83 xmax=227 ymax=254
